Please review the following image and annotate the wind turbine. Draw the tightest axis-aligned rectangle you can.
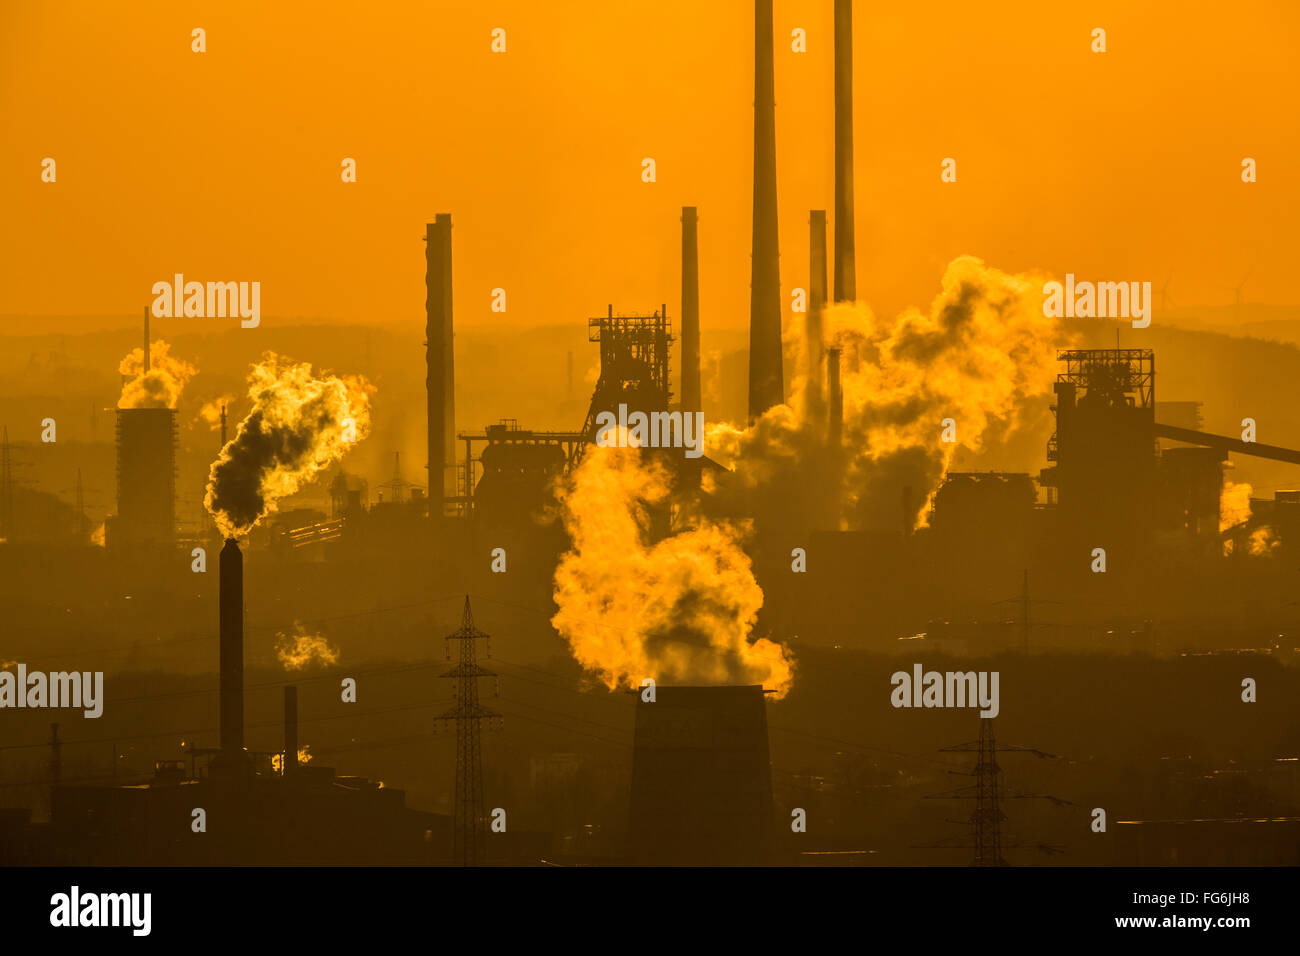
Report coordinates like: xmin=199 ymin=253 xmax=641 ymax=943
xmin=1227 ymin=269 xmax=1252 ymax=322
xmin=1157 ymin=274 xmax=1175 ymax=313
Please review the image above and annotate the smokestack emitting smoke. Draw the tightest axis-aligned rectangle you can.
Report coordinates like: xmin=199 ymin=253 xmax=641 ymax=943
xmin=284 ymin=686 xmax=298 ymax=775
xmin=205 ymin=354 xmax=373 ymax=539
xmin=143 ymin=306 xmax=150 ymax=373
xmin=711 ymin=256 xmax=1064 ymax=532
xmin=426 ymin=214 xmax=456 ymax=504
xmin=748 ymin=0 xmax=784 ymax=421
xmin=551 ymin=443 xmax=794 ymax=697
xmin=219 ymin=538 xmax=244 ymax=762
xmin=808 ymin=210 xmax=828 ymax=426
xmin=117 ymin=339 xmax=196 ymax=409
xmin=833 ymin=0 xmax=857 ymax=302
xmin=681 ymin=206 xmax=701 ymax=415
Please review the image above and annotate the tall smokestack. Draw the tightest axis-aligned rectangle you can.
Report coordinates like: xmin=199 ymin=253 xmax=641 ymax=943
xmin=681 ymin=206 xmax=701 ymax=415
xmin=218 ymin=538 xmax=245 ymax=767
xmin=833 ymin=0 xmax=856 ymax=302
xmin=827 ymin=346 xmax=843 ymax=450
xmin=284 ymin=686 xmax=298 ymax=776
xmin=425 ymin=215 xmax=455 ymax=509
xmin=807 ymin=210 xmax=828 ymax=423
xmin=143 ymin=306 xmax=150 ymax=372
xmin=748 ymin=0 xmax=783 ymax=421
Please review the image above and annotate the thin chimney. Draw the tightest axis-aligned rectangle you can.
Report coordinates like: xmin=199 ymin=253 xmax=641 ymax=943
xmin=827 ymin=347 xmax=843 ymax=450
xmin=425 ymin=215 xmax=455 ymax=508
xmin=681 ymin=206 xmax=701 ymax=415
xmin=807 ymin=210 xmax=828 ymax=424
xmin=218 ymin=538 xmax=245 ymax=765
xmin=833 ymin=0 xmax=857 ymax=302
xmin=143 ymin=306 xmax=150 ymax=372
xmin=284 ymin=686 xmax=299 ymax=776
xmin=748 ymin=0 xmax=784 ymax=421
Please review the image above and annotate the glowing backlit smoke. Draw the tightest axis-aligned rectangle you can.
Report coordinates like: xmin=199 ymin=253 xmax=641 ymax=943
xmin=551 ymin=443 xmax=794 ymax=697
xmin=196 ymin=395 xmax=235 ymax=431
xmin=1220 ymin=480 xmax=1252 ymax=532
xmin=1249 ymin=526 xmax=1279 ymax=556
xmin=89 ymin=522 xmax=106 ymax=547
xmin=271 ymin=746 xmax=313 ymax=772
xmin=274 ymin=622 xmax=340 ymax=671
xmin=710 ymin=255 xmax=1065 ymax=531
xmin=117 ymin=339 xmax=197 ymax=409
xmin=205 ymin=353 xmax=373 ymax=538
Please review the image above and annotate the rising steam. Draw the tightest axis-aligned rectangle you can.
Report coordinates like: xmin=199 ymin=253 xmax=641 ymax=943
xmin=710 ymin=255 xmax=1065 ymax=531
xmin=117 ymin=340 xmax=197 ymax=409
xmin=551 ymin=443 xmax=794 ymax=697
xmin=196 ymin=395 xmax=235 ymax=431
xmin=275 ymin=622 xmax=340 ymax=670
xmin=205 ymin=353 xmax=373 ymax=538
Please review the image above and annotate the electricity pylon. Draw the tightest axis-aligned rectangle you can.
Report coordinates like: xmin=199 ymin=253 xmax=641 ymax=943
xmin=438 ymin=596 xmax=500 ymax=866
xmin=917 ymin=718 xmax=1069 ymax=865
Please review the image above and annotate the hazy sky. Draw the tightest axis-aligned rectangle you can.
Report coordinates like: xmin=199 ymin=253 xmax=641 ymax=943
xmin=1 ymin=0 xmax=1297 ymax=332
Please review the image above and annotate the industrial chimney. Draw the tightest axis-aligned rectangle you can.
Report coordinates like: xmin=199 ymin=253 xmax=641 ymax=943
xmin=833 ymin=0 xmax=857 ymax=303
xmin=807 ymin=210 xmax=828 ymax=425
xmin=681 ymin=206 xmax=701 ymax=416
xmin=827 ymin=346 xmax=843 ymax=450
xmin=425 ymin=215 xmax=456 ymax=509
xmin=748 ymin=0 xmax=784 ymax=421
xmin=215 ymin=537 xmax=247 ymax=775
xmin=142 ymin=306 xmax=150 ymax=373
xmin=284 ymin=686 xmax=298 ymax=776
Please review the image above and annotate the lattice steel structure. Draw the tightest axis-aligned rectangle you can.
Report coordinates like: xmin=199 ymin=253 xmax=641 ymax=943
xmin=577 ymin=305 xmax=674 ymax=463
xmin=920 ymin=719 xmax=1065 ymax=865
xmin=438 ymin=597 xmax=500 ymax=866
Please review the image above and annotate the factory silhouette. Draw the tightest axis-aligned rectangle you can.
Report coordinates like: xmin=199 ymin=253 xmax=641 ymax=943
xmin=2 ymin=0 xmax=1299 ymax=868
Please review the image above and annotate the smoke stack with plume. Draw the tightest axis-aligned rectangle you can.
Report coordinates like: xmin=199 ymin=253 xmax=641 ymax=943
xmin=807 ymin=210 xmax=828 ymax=429
xmin=117 ymin=339 xmax=196 ymax=409
xmin=215 ymin=537 xmax=246 ymax=774
xmin=551 ymin=443 xmax=794 ymax=698
xmin=709 ymin=256 xmax=1065 ymax=534
xmin=205 ymin=353 xmax=373 ymax=539
xmin=196 ymin=396 xmax=236 ymax=431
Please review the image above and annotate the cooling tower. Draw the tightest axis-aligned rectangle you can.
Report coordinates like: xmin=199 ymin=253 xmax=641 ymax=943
xmin=681 ymin=206 xmax=701 ymax=416
xmin=426 ymin=214 xmax=456 ymax=507
xmin=748 ymin=0 xmax=784 ymax=421
xmin=113 ymin=407 xmax=175 ymax=547
xmin=628 ymin=685 xmax=775 ymax=865
xmin=833 ymin=0 xmax=856 ymax=302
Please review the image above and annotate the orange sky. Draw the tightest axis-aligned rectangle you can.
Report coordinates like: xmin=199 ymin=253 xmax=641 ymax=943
xmin=1 ymin=0 xmax=1297 ymax=332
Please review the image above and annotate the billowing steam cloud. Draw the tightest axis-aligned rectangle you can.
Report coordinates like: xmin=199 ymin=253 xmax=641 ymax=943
xmin=1220 ymin=480 xmax=1252 ymax=533
xmin=275 ymin=622 xmax=340 ymax=670
xmin=196 ymin=395 xmax=236 ymax=431
xmin=551 ymin=443 xmax=795 ymax=697
xmin=205 ymin=353 xmax=373 ymax=538
xmin=117 ymin=340 xmax=197 ymax=409
xmin=710 ymin=255 xmax=1065 ymax=532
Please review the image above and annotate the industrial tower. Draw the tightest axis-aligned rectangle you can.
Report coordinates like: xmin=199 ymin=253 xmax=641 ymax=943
xmin=438 ymin=597 xmax=500 ymax=866
xmin=921 ymin=719 xmax=1065 ymax=865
